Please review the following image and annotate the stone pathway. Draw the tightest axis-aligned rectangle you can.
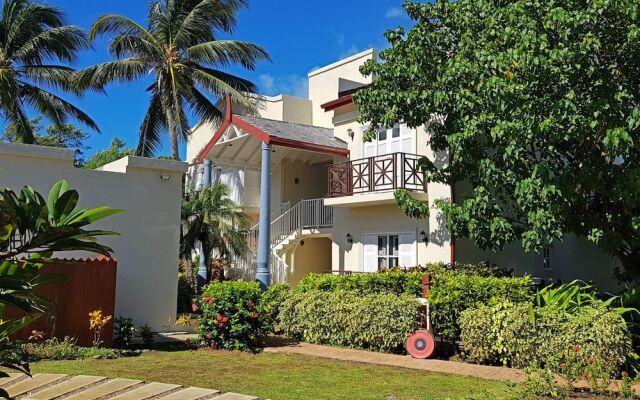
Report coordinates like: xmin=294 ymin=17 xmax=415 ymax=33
xmin=265 ymin=341 xmax=526 ymax=383
xmin=0 ymin=373 xmax=258 ymax=400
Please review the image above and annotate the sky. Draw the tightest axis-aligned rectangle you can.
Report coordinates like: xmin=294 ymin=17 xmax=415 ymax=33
xmin=12 ymin=0 xmax=413 ymax=160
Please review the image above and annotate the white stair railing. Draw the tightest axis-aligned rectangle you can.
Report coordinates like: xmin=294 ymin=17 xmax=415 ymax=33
xmin=232 ymin=198 xmax=332 ymax=283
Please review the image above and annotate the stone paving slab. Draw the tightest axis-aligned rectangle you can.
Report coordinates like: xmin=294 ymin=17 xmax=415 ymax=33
xmin=55 ymin=378 xmax=142 ymax=400
xmin=265 ymin=341 xmax=527 ymax=383
xmin=214 ymin=393 xmax=259 ymax=400
xmin=4 ymin=374 xmax=67 ymax=398
xmin=109 ymin=382 xmax=181 ymax=399
xmin=1 ymin=374 xmax=258 ymax=399
xmin=23 ymin=375 xmax=107 ymax=399
xmin=158 ymin=386 xmax=221 ymax=400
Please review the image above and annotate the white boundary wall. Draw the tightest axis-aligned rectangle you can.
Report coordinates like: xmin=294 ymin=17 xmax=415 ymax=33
xmin=0 ymin=142 xmax=187 ymax=330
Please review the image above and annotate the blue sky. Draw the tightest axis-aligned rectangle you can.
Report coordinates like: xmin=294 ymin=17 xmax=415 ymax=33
xmin=14 ymin=0 xmax=412 ymax=159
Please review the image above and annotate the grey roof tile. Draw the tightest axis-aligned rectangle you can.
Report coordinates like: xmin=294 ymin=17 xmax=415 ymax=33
xmin=235 ymin=114 xmax=347 ymax=150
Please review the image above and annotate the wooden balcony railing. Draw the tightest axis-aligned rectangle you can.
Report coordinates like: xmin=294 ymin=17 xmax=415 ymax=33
xmin=327 ymin=152 xmax=427 ymax=197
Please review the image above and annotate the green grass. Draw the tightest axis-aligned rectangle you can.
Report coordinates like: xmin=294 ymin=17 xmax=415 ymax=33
xmin=31 ymin=349 xmax=517 ymax=400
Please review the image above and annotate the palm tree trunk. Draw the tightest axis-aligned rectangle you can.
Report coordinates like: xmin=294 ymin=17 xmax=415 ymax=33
xmin=166 ymin=109 xmax=180 ymax=160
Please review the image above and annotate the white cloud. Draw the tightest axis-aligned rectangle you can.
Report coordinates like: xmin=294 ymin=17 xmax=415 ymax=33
xmin=258 ymin=73 xmax=308 ymax=99
xmin=385 ymin=6 xmax=403 ymax=18
xmin=340 ymin=45 xmax=361 ymax=59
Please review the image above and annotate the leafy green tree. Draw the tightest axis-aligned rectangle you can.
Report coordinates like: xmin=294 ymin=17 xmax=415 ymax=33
xmin=0 ymin=0 xmax=98 ymax=143
xmin=181 ymin=183 xmax=249 ymax=281
xmin=2 ymin=117 xmax=90 ymax=165
xmin=83 ymin=138 xmax=135 ymax=170
xmin=0 ymin=180 xmax=121 ymax=390
xmin=354 ymin=0 xmax=640 ymax=279
xmin=77 ymin=0 xmax=270 ymax=160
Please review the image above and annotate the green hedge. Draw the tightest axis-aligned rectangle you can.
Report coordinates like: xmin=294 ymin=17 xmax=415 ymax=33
xmin=296 ymin=266 xmax=533 ymax=340
xmin=197 ymin=281 xmax=266 ymax=352
xmin=429 ymin=272 xmax=533 ymax=339
xmin=279 ymin=290 xmax=421 ymax=353
xmin=460 ymin=301 xmax=632 ymax=371
xmin=295 ymin=271 xmax=423 ymax=296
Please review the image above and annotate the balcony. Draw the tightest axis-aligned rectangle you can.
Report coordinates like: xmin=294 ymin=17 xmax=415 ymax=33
xmin=325 ymin=153 xmax=428 ymax=207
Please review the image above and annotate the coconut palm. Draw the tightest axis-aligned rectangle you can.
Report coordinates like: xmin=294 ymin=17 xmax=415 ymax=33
xmin=78 ymin=0 xmax=270 ymax=160
xmin=181 ymin=183 xmax=249 ymax=281
xmin=0 ymin=0 xmax=98 ymax=143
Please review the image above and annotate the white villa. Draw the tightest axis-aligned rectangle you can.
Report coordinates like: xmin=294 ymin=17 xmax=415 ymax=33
xmin=187 ymin=49 xmax=621 ymax=290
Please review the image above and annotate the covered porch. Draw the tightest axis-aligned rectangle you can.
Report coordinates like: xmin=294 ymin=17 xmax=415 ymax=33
xmin=197 ymin=96 xmax=348 ymax=287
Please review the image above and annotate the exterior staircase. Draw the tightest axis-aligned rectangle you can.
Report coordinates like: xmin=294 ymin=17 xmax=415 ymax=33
xmin=230 ymin=198 xmax=333 ymax=283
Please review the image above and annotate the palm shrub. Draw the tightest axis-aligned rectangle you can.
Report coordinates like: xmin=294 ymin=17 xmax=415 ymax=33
xmin=0 ymin=0 xmax=98 ymax=143
xmin=0 ymin=179 xmax=121 ymax=393
xmin=78 ymin=0 xmax=270 ymax=159
xmin=181 ymin=184 xmax=249 ymax=282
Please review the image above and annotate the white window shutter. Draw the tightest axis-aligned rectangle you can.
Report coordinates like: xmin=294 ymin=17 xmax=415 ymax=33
xmin=362 ymin=128 xmax=376 ymax=158
xmin=401 ymin=125 xmax=414 ymax=153
xmin=362 ymin=234 xmax=378 ymax=273
xmin=398 ymin=233 xmax=416 ymax=268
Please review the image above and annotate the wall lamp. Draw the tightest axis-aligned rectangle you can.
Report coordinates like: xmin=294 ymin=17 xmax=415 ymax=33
xmin=160 ymin=174 xmax=171 ymax=181
xmin=346 ymin=233 xmax=353 ymax=244
xmin=347 ymin=128 xmax=354 ymax=140
xmin=420 ymin=230 xmax=428 ymax=243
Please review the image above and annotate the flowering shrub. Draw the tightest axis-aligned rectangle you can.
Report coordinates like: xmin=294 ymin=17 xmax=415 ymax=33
xmin=258 ymin=283 xmax=290 ymax=332
xmin=88 ymin=310 xmax=112 ymax=348
xmin=196 ymin=281 xmax=266 ymax=352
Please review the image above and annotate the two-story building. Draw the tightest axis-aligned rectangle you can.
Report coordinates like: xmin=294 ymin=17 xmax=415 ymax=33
xmin=187 ymin=49 xmax=621 ymax=290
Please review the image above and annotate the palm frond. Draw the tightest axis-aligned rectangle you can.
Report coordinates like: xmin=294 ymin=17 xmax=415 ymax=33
xmin=186 ymin=40 xmax=270 ymax=70
xmin=136 ymin=90 xmax=167 ymax=157
xmin=11 ymin=26 xmax=88 ymax=65
xmin=74 ymin=59 xmax=148 ymax=90
xmin=18 ymin=65 xmax=75 ymax=92
xmin=88 ymin=14 xmax=157 ymax=44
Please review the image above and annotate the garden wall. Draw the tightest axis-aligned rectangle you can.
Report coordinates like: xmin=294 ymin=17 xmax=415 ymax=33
xmin=6 ymin=257 xmax=117 ymax=347
xmin=0 ymin=142 xmax=187 ymax=330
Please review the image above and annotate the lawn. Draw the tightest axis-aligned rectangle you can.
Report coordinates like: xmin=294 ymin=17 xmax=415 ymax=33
xmin=31 ymin=349 xmax=516 ymax=400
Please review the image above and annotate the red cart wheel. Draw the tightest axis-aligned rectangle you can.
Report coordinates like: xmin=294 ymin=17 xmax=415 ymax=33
xmin=406 ymin=329 xmax=436 ymax=359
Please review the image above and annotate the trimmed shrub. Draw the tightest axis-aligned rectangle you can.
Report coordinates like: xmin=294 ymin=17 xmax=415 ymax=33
xmin=25 ymin=337 xmax=118 ymax=361
xmin=460 ymin=301 xmax=632 ymax=371
xmin=196 ymin=281 xmax=266 ymax=352
xmin=279 ymin=290 xmax=421 ymax=353
xmin=258 ymin=282 xmax=290 ymax=332
xmin=295 ymin=271 xmax=423 ymax=296
xmin=429 ymin=272 xmax=533 ymax=339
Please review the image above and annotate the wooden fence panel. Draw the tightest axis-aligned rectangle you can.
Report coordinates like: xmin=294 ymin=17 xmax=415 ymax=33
xmin=6 ymin=257 xmax=117 ymax=347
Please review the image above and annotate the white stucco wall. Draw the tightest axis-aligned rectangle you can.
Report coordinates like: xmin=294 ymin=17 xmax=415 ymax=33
xmin=0 ymin=142 xmax=187 ymax=330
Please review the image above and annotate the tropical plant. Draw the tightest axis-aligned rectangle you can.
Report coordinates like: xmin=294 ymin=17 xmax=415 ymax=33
xmin=355 ymin=0 xmax=640 ymax=280
xmin=181 ymin=183 xmax=249 ymax=282
xmin=535 ymin=280 xmax=638 ymax=321
xmin=113 ymin=316 xmax=136 ymax=349
xmin=0 ymin=179 xmax=121 ymax=394
xmin=88 ymin=310 xmax=112 ymax=348
xmin=77 ymin=0 xmax=270 ymax=159
xmin=0 ymin=0 xmax=98 ymax=143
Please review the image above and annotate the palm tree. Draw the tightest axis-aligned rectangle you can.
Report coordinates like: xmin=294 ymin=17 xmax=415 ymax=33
xmin=0 ymin=0 xmax=98 ymax=143
xmin=78 ymin=0 xmax=270 ymax=160
xmin=181 ymin=183 xmax=249 ymax=282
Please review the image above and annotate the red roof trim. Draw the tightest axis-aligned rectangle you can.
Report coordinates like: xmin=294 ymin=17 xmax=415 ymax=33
xmin=197 ymin=95 xmax=349 ymax=162
xmin=270 ymin=136 xmax=349 ymax=157
xmin=320 ymin=94 xmax=353 ymax=112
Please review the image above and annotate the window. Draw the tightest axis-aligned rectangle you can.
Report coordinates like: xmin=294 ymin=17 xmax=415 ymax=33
xmin=363 ymin=232 xmax=416 ymax=272
xmin=377 ymin=235 xmax=399 ymax=269
xmin=363 ymin=124 xmax=414 ymax=158
xmin=543 ymin=247 xmax=552 ymax=270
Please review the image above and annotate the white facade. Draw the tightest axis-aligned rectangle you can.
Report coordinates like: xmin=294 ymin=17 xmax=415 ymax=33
xmin=187 ymin=49 xmax=620 ymax=291
xmin=0 ymin=142 xmax=187 ymax=329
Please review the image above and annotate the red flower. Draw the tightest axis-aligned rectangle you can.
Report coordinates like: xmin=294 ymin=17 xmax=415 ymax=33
xmin=587 ymin=356 xmax=595 ymax=365
xmin=208 ymin=297 xmax=214 ymax=305
xmin=206 ymin=333 xmax=212 ymax=339
xmin=185 ymin=338 xmax=191 ymax=347
xmin=622 ymin=371 xmax=629 ymax=378
xmin=559 ymin=362 xmax=567 ymax=368
xmin=246 ymin=300 xmax=255 ymax=308
xmin=222 ymin=316 xmax=229 ymax=324
xmin=573 ymin=346 xmax=580 ymax=353
xmin=582 ymin=371 xmax=589 ymax=380
xmin=192 ymin=303 xmax=198 ymax=312
xmin=216 ymin=314 xmax=224 ymax=322
xmin=249 ymin=311 xmax=258 ymax=319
